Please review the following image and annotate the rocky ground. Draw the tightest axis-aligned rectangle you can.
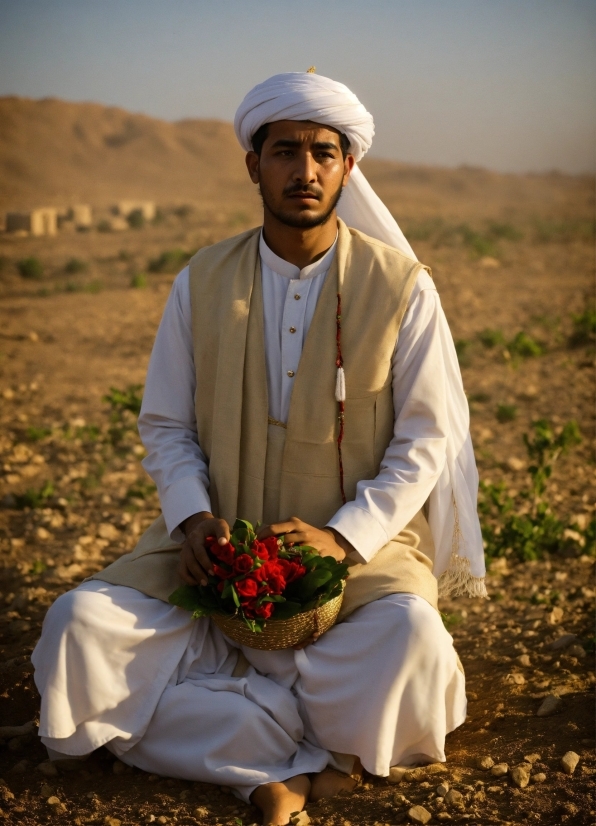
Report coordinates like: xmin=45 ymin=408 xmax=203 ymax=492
xmin=0 ymin=214 xmax=594 ymax=825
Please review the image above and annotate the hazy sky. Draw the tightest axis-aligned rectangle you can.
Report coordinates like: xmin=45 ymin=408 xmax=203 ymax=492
xmin=1 ymin=0 xmax=595 ymax=173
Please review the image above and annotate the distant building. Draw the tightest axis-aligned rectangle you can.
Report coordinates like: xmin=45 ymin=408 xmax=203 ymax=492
xmin=6 ymin=208 xmax=58 ymax=236
xmin=116 ymin=200 xmax=156 ymax=221
xmin=72 ymin=204 xmax=93 ymax=229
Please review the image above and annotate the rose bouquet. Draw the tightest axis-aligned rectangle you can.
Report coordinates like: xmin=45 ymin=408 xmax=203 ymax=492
xmin=169 ymin=519 xmax=349 ymax=642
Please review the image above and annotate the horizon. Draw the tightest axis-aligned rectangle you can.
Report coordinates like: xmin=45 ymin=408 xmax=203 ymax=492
xmin=0 ymin=0 xmax=594 ymax=176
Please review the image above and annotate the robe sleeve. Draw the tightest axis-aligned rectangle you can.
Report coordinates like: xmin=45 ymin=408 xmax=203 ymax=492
xmin=137 ymin=266 xmax=212 ymax=542
xmin=326 ymin=271 xmax=449 ymax=563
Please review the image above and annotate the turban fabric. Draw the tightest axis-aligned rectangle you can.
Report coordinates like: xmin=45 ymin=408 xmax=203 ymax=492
xmin=234 ymin=72 xmax=416 ymax=259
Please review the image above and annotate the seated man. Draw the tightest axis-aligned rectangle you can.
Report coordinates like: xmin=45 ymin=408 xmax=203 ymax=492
xmin=32 ymin=71 xmax=486 ymax=826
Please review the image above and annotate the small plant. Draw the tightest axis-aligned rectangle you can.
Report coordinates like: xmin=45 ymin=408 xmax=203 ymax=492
xmin=455 ymin=339 xmax=472 ymax=366
xmin=127 ymin=209 xmax=145 ymax=229
xmin=460 ymin=225 xmax=498 ymax=258
xmin=486 ymin=221 xmax=523 ymax=241
xmin=148 ymin=248 xmax=192 ymax=273
xmin=15 ymin=480 xmax=55 ymax=509
xmin=478 ymin=328 xmax=506 ymax=349
xmin=25 ymin=426 xmax=52 ymax=441
xmin=479 ymin=419 xmax=585 ymax=561
xmin=507 ymin=331 xmax=543 ymax=360
xmin=569 ymin=307 xmax=596 ymax=348
xmin=64 ymin=258 xmax=87 ymax=274
xmin=130 ymin=272 xmax=148 ymax=289
xmin=104 ymin=385 xmax=144 ymax=444
xmin=496 ymin=404 xmax=517 ymax=423
xmin=127 ymin=481 xmax=156 ymax=500
xmin=97 ymin=219 xmax=112 ymax=233
xmin=174 ymin=204 xmax=193 ymax=218
xmin=18 ymin=257 xmax=43 ymax=280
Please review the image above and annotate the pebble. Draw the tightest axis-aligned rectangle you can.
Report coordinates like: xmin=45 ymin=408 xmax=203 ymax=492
xmin=145 ymin=817 xmax=156 ymax=824
xmin=436 ymin=814 xmax=452 ymax=822
xmin=531 ymin=773 xmax=547 ymax=783
xmin=445 ymin=788 xmax=464 ymax=808
xmin=112 ymin=760 xmax=131 ymax=774
xmin=560 ymin=751 xmax=580 ymax=775
xmin=524 ymin=753 xmax=541 ymax=764
xmin=388 ymin=766 xmax=407 ymax=784
xmin=490 ymin=763 xmax=508 ymax=777
xmin=98 ymin=523 xmax=120 ymax=541
xmin=510 ymin=766 xmax=530 ymax=788
xmin=36 ymin=761 xmax=59 ymax=777
xmin=104 ymin=818 xmax=122 ymax=826
xmin=546 ymin=607 xmax=564 ymax=625
xmin=515 ymin=654 xmax=531 ymax=667
xmin=476 ymin=756 xmax=494 ymax=770
xmin=40 ymin=784 xmax=54 ymax=797
xmin=436 ymin=782 xmax=450 ymax=796
xmin=567 ymin=644 xmax=586 ymax=659
xmin=47 ymin=796 xmax=66 ymax=813
xmin=9 ymin=760 xmax=28 ymax=774
xmin=193 ymin=807 xmax=209 ymax=818
xmin=549 ymin=634 xmax=577 ymax=650
xmin=407 ymin=805 xmax=432 ymax=824
xmin=504 ymin=672 xmax=525 ymax=685
xmin=537 ymin=694 xmax=561 ymax=717
xmin=289 ymin=812 xmax=310 ymax=826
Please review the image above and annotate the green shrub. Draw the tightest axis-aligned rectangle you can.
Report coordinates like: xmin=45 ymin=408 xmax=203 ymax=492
xmin=496 ymin=404 xmax=517 ymax=423
xmin=15 ymin=480 xmax=54 ymax=509
xmin=127 ymin=209 xmax=145 ymax=229
xmin=507 ymin=331 xmax=543 ymax=360
xmin=569 ymin=307 xmax=596 ymax=348
xmin=148 ymin=248 xmax=191 ymax=273
xmin=17 ymin=257 xmax=43 ymax=280
xmin=486 ymin=221 xmax=523 ymax=241
xmin=174 ymin=205 xmax=193 ymax=218
xmin=64 ymin=257 xmax=88 ymax=274
xmin=460 ymin=225 xmax=499 ymax=258
xmin=479 ymin=419 xmax=584 ymax=561
xmin=455 ymin=339 xmax=472 ymax=366
xmin=478 ymin=328 xmax=506 ymax=349
xmin=97 ymin=220 xmax=112 ymax=233
xmin=104 ymin=385 xmax=143 ymax=417
xmin=130 ymin=272 xmax=148 ymax=289
xmin=26 ymin=426 xmax=52 ymax=441
xmin=533 ymin=218 xmax=595 ymax=244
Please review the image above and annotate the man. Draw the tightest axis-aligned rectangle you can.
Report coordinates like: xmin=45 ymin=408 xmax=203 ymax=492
xmin=32 ymin=72 xmax=486 ymax=826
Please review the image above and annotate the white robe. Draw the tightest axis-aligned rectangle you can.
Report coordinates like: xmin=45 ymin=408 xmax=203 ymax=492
xmin=32 ymin=235 xmax=468 ymax=801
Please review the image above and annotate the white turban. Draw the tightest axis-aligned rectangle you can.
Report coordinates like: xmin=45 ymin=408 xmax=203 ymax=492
xmin=234 ymin=72 xmax=416 ymax=259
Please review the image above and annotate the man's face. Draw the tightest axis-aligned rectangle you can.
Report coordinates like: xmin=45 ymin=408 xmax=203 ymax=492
xmin=246 ymin=120 xmax=354 ymax=229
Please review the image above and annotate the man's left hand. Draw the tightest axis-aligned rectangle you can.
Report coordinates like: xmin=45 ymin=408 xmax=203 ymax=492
xmin=257 ymin=517 xmax=353 ymax=562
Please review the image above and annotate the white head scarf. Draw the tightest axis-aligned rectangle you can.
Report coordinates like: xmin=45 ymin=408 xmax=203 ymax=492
xmin=234 ymin=72 xmax=416 ymax=259
xmin=234 ymin=72 xmax=486 ymax=598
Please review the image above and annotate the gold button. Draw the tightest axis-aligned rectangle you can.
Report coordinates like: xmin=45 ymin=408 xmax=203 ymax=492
xmin=294 ymin=294 xmax=301 ymax=300
xmin=289 ymin=326 xmax=296 ymax=333
xmin=287 ymin=370 xmax=295 ymax=377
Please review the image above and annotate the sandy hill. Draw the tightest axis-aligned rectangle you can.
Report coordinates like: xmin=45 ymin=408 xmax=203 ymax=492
xmin=0 ymin=96 xmax=592 ymax=222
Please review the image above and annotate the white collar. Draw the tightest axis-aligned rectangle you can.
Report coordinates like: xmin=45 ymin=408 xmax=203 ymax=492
xmin=259 ymin=230 xmax=338 ymax=281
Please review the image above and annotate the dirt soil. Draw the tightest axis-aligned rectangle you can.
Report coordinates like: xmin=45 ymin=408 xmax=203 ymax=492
xmin=0 ymin=162 xmax=594 ymax=826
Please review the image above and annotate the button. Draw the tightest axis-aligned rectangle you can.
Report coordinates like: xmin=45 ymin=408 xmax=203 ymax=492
xmin=287 ymin=370 xmax=295 ymax=377
xmin=289 ymin=326 xmax=296 ymax=334
xmin=294 ymin=294 xmax=301 ymax=300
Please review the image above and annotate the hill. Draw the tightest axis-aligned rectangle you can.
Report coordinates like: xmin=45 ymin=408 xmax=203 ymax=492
xmin=0 ymin=96 xmax=593 ymax=225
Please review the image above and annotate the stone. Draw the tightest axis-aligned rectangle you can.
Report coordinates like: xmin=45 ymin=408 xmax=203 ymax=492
xmin=112 ymin=760 xmax=131 ymax=774
xmin=436 ymin=815 xmax=452 ymax=822
xmin=289 ymin=812 xmax=311 ymax=826
xmin=388 ymin=766 xmax=407 ymax=784
xmin=515 ymin=654 xmax=531 ymax=667
xmin=546 ymin=607 xmax=564 ymax=625
xmin=490 ymin=764 xmax=508 ymax=777
xmin=36 ymin=762 xmax=59 ymax=777
xmin=524 ymin=753 xmax=541 ymax=764
xmin=394 ymin=793 xmax=410 ymax=805
xmin=156 ymin=818 xmax=168 ymax=825
xmin=537 ymin=694 xmax=561 ymax=717
xmin=549 ymin=634 xmax=577 ymax=651
xmin=436 ymin=782 xmax=450 ymax=796
xmin=98 ymin=523 xmax=119 ymax=541
xmin=510 ymin=766 xmax=530 ymax=788
xmin=104 ymin=818 xmax=122 ymax=826
xmin=567 ymin=644 xmax=586 ymax=659
xmin=504 ymin=672 xmax=525 ymax=685
xmin=477 ymin=756 xmax=494 ymax=770
xmin=40 ymin=784 xmax=54 ymax=797
xmin=145 ymin=818 xmax=156 ymax=824
xmin=9 ymin=760 xmax=28 ymax=774
xmin=425 ymin=763 xmax=447 ymax=775
xmin=193 ymin=807 xmax=209 ymax=818
xmin=47 ymin=796 xmax=67 ymax=813
xmin=531 ymin=773 xmax=547 ymax=783
xmin=560 ymin=751 xmax=580 ymax=775
xmin=407 ymin=804 xmax=432 ymax=824
xmin=445 ymin=788 xmax=464 ymax=808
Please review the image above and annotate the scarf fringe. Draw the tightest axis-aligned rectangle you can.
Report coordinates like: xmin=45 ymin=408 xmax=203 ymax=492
xmin=438 ymin=553 xmax=488 ymax=599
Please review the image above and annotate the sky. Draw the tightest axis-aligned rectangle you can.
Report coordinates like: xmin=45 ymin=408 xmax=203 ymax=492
xmin=0 ymin=0 xmax=595 ymax=174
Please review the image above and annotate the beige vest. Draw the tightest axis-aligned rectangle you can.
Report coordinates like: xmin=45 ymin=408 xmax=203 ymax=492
xmin=91 ymin=220 xmax=439 ymax=618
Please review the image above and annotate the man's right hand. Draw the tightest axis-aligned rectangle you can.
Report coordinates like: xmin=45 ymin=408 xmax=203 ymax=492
xmin=178 ymin=511 xmax=231 ymax=586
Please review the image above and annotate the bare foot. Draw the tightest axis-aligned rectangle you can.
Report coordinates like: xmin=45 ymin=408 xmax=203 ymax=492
xmin=251 ymin=773 xmax=311 ymax=826
xmin=308 ymin=767 xmax=359 ymax=802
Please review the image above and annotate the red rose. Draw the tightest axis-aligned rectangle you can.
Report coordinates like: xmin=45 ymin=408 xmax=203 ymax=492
xmin=254 ymin=602 xmax=274 ymax=619
xmin=277 ymin=558 xmax=307 ymax=583
xmin=233 ymin=554 xmax=254 ymax=575
xmin=206 ymin=537 xmax=236 ymax=566
xmin=212 ymin=563 xmax=233 ymax=580
xmin=236 ymin=578 xmax=259 ymax=599
xmin=241 ymin=598 xmax=258 ymax=618
xmin=254 ymin=560 xmax=286 ymax=595
xmin=252 ymin=540 xmax=270 ymax=560
xmin=261 ymin=536 xmax=280 ymax=559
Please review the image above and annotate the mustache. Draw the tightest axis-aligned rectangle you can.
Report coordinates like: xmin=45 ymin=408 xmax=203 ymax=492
xmin=282 ymin=183 xmax=323 ymax=198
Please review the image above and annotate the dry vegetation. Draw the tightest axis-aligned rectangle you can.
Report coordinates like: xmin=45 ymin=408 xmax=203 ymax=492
xmin=0 ymin=97 xmax=594 ymax=825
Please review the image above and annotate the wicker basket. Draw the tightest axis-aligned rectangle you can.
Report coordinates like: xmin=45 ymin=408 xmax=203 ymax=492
xmin=211 ymin=589 xmax=344 ymax=650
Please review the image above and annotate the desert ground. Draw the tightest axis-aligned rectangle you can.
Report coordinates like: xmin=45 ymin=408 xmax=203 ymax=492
xmin=0 ymin=98 xmax=594 ymax=825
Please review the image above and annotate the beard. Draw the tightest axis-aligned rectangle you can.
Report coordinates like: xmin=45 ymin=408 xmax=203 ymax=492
xmin=259 ymin=178 xmax=344 ymax=229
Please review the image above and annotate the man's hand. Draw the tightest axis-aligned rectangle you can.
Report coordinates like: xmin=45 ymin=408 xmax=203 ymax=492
xmin=257 ymin=517 xmax=354 ymax=562
xmin=178 ymin=511 xmax=231 ymax=586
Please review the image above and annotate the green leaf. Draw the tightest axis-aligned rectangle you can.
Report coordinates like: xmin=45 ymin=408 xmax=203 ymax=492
xmin=271 ymin=600 xmax=302 ymax=619
xmin=286 ymin=568 xmax=332 ymax=600
xmin=231 ymin=584 xmax=240 ymax=608
xmin=168 ymin=585 xmax=202 ymax=612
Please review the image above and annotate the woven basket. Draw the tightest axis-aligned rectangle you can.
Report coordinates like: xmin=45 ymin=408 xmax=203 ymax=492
xmin=211 ymin=589 xmax=344 ymax=650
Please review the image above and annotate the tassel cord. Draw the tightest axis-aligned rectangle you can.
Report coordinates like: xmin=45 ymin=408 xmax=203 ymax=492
xmin=336 ymin=293 xmax=346 ymax=505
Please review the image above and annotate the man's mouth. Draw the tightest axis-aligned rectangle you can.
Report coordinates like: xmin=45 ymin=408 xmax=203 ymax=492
xmin=286 ymin=189 xmax=321 ymax=202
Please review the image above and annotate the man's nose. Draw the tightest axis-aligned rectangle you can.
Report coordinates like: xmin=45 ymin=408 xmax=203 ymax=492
xmin=292 ymin=152 xmax=317 ymax=184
